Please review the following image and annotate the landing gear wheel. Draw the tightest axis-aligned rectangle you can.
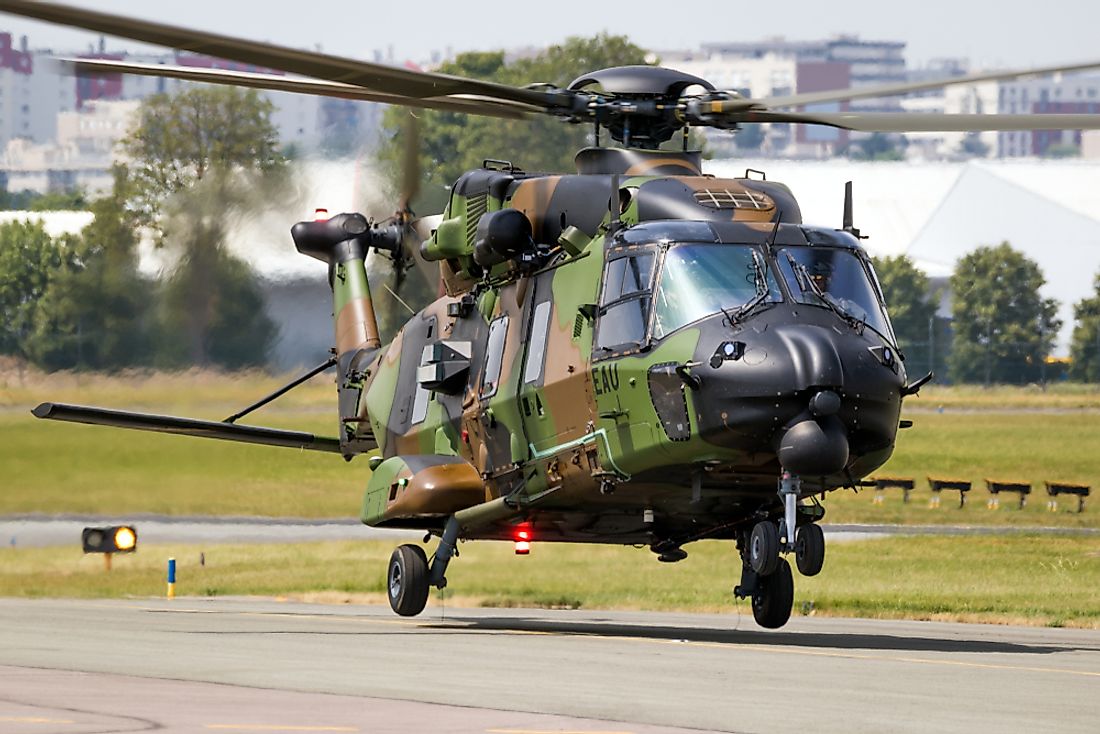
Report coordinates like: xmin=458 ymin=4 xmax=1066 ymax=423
xmin=795 ymin=523 xmax=826 ymax=577
xmin=751 ymin=557 xmax=794 ymax=629
xmin=387 ymin=544 xmax=430 ymax=617
xmin=749 ymin=521 xmax=780 ymax=576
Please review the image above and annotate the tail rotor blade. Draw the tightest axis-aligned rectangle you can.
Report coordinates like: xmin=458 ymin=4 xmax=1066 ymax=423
xmin=400 ymin=112 xmax=421 ymax=214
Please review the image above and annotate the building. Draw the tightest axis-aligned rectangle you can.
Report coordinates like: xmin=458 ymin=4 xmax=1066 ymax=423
xmin=901 ymin=60 xmax=999 ymax=159
xmin=662 ymin=36 xmax=905 ymax=158
xmin=700 ymin=36 xmax=907 ymax=114
xmin=998 ymin=74 xmax=1100 ymax=157
xmin=1 ymin=99 xmax=137 ymax=193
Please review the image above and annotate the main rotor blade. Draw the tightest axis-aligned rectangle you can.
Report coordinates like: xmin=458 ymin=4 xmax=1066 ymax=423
xmin=757 ymin=58 xmax=1100 ymax=109
xmin=0 ymin=0 xmax=564 ymax=110
xmin=731 ymin=110 xmax=1100 ymax=132
xmin=64 ymin=58 xmax=534 ymax=119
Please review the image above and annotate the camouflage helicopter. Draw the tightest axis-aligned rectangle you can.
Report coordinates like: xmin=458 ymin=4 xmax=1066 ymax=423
xmin=11 ymin=0 xmax=1100 ymax=628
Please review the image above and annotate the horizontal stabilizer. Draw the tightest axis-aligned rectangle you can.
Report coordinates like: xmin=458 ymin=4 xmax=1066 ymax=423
xmin=32 ymin=402 xmax=346 ymax=454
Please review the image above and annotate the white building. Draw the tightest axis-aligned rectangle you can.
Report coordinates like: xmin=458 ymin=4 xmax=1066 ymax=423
xmin=2 ymin=99 xmax=138 ymax=194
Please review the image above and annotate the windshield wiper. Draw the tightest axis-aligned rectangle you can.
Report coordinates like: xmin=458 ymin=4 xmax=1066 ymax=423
xmin=787 ymin=254 xmax=862 ymax=330
xmin=725 ymin=251 xmax=772 ymax=327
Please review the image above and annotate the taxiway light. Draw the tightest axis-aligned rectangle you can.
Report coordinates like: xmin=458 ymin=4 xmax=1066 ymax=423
xmin=82 ymin=525 xmax=138 ymax=554
xmin=114 ymin=526 xmax=137 ymax=551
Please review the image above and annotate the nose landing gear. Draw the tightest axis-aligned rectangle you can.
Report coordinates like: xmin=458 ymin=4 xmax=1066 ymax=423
xmin=735 ymin=471 xmax=826 ymax=628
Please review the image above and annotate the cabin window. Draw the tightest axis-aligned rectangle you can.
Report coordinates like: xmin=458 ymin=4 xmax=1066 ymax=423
xmin=411 ymin=346 xmax=432 ymax=425
xmin=481 ymin=316 xmax=509 ymax=397
xmin=524 ymin=301 xmax=552 ymax=384
xmin=411 ymin=318 xmax=438 ymax=425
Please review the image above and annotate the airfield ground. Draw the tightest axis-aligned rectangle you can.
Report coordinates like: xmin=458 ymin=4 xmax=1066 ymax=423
xmin=2 ymin=370 xmax=1099 ymax=627
xmin=2 ymin=598 xmax=1099 ymax=734
xmin=1 ymin=535 xmax=1098 ymax=628
xmin=2 ymin=370 xmax=1099 ymax=526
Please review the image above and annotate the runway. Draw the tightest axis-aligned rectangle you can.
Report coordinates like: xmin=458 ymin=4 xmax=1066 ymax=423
xmin=1 ymin=599 xmax=1098 ymax=733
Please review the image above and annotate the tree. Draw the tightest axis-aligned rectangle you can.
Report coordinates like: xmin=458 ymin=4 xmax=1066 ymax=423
xmin=0 ymin=220 xmax=62 ymax=359
xmin=958 ymin=132 xmax=990 ymax=158
xmin=379 ymin=35 xmax=649 ymax=211
xmin=849 ymin=132 xmax=907 ymax=161
xmin=871 ymin=254 xmax=945 ymax=376
xmin=122 ymin=86 xmax=285 ymax=368
xmin=1069 ymin=272 xmax=1100 ymax=382
xmin=948 ymin=242 xmax=1061 ymax=385
xmin=25 ymin=167 xmax=152 ymax=370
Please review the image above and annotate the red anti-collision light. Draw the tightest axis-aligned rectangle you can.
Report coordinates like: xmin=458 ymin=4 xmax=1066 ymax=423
xmin=314 ymin=207 xmax=329 ymax=221
xmin=515 ymin=540 xmax=530 ymax=555
xmin=516 ymin=529 xmax=530 ymax=541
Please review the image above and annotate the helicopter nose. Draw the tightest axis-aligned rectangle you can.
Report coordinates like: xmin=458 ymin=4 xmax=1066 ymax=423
xmin=775 ymin=323 xmax=844 ymax=392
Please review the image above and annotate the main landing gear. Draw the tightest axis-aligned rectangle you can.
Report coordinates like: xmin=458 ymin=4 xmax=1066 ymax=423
xmin=735 ymin=472 xmax=826 ymax=628
xmin=386 ymin=516 xmax=463 ymax=617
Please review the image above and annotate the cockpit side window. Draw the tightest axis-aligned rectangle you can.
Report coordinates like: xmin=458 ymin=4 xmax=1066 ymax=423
xmin=596 ymin=251 xmax=655 ymax=354
xmin=601 ymin=253 xmax=655 ymax=304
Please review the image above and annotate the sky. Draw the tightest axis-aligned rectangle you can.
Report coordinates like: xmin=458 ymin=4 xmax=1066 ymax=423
xmin=0 ymin=0 xmax=1097 ymax=71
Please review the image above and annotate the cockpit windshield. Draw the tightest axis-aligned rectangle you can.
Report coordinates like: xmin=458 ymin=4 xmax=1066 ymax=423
xmin=653 ymin=244 xmax=782 ymax=339
xmin=776 ymin=246 xmax=894 ymax=342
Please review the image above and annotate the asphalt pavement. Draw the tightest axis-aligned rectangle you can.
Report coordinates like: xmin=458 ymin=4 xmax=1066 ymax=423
xmin=1 ymin=598 xmax=1098 ymax=733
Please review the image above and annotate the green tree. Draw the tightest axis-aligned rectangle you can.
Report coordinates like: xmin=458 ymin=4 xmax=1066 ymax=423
xmin=871 ymin=254 xmax=945 ymax=376
xmin=850 ymin=132 xmax=907 ymax=161
xmin=948 ymin=242 xmax=1061 ymax=385
xmin=25 ymin=167 xmax=152 ymax=370
xmin=0 ymin=220 xmax=62 ymax=358
xmin=379 ymin=35 xmax=648 ymax=210
xmin=122 ymin=86 xmax=285 ymax=368
xmin=1069 ymin=272 xmax=1100 ymax=382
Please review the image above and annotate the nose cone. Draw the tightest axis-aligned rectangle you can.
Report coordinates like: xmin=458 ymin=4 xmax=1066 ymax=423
xmin=686 ymin=307 xmax=904 ymax=475
xmin=776 ymin=417 xmax=849 ymax=476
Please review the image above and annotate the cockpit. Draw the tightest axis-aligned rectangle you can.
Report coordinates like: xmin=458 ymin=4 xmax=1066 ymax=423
xmin=594 ymin=220 xmax=894 ymax=356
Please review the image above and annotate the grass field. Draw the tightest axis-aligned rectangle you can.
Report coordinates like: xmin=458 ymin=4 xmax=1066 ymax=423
xmin=2 ymin=535 xmax=1097 ymax=628
xmin=2 ymin=368 xmax=1099 ymax=525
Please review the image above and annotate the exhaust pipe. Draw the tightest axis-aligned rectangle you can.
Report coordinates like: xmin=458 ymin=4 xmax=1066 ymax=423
xmin=292 ymin=212 xmax=382 ymax=353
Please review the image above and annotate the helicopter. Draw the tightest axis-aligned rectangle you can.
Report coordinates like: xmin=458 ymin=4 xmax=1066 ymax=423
xmin=10 ymin=0 xmax=1100 ymax=629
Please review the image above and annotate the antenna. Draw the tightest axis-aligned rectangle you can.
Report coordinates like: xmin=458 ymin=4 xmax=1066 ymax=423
xmin=608 ymin=174 xmax=621 ymax=235
xmin=842 ymin=181 xmax=862 ymax=238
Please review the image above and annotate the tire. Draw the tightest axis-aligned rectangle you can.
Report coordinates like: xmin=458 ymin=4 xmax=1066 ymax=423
xmin=795 ymin=523 xmax=826 ymax=577
xmin=749 ymin=521 xmax=780 ymax=577
xmin=387 ymin=544 xmax=430 ymax=617
xmin=751 ymin=558 xmax=794 ymax=629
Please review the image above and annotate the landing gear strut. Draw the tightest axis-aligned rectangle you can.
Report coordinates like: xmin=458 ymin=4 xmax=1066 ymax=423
xmin=735 ymin=471 xmax=826 ymax=628
xmin=386 ymin=515 xmax=462 ymax=617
